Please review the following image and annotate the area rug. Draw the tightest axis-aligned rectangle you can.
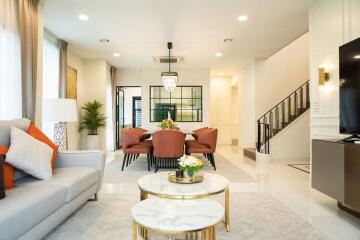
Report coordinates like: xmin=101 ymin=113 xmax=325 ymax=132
xmin=104 ymin=152 xmax=256 ymax=184
xmin=45 ymin=192 xmax=327 ymax=240
xmin=288 ymin=164 xmax=310 ymax=174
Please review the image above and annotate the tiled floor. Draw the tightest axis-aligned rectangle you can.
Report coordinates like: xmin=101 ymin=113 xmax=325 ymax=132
xmin=216 ymin=146 xmax=360 ymax=240
xmin=101 ymin=146 xmax=360 ymax=240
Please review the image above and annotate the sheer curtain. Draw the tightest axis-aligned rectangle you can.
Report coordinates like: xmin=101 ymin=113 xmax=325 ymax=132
xmin=42 ymin=31 xmax=59 ymax=139
xmin=0 ymin=0 xmax=22 ymax=120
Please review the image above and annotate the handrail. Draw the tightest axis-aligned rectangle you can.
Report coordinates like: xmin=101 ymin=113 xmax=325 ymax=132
xmin=256 ymin=80 xmax=310 ymax=154
xmin=257 ymin=80 xmax=309 ymax=122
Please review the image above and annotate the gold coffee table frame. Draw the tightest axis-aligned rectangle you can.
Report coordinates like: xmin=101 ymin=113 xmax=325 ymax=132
xmin=133 ymin=220 xmax=218 ymax=240
xmin=139 ymin=186 xmax=230 ymax=232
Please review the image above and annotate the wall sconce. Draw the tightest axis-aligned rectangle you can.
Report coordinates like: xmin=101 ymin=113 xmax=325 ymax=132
xmin=319 ymin=68 xmax=330 ymax=85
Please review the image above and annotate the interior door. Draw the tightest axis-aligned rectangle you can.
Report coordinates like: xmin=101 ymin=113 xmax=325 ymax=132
xmin=115 ymin=87 xmax=125 ymax=149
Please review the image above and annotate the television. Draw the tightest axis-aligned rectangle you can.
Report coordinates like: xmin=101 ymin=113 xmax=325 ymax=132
xmin=339 ymin=37 xmax=360 ymax=137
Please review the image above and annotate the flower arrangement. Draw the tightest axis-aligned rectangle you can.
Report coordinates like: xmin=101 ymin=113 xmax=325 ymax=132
xmin=178 ymin=155 xmax=203 ymax=177
xmin=158 ymin=118 xmax=177 ymax=129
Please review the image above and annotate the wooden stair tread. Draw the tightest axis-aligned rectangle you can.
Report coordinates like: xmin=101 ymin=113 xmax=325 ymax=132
xmin=244 ymin=148 xmax=256 ymax=161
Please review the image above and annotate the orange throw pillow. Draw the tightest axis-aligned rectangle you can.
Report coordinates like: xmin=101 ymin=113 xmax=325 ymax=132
xmin=27 ymin=123 xmax=59 ymax=168
xmin=0 ymin=145 xmax=15 ymax=189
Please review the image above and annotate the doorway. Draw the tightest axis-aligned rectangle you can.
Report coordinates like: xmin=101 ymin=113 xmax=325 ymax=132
xmin=115 ymin=86 xmax=141 ymax=149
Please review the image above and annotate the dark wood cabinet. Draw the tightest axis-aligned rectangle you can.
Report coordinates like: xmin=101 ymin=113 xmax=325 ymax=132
xmin=312 ymin=139 xmax=360 ymax=216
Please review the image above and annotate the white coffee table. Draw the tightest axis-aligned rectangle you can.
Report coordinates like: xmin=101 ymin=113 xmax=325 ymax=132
xmin=138 ymin=172 xmax=230 ymax=232
xmin=132 ymin=198 xmax=224 ymax=240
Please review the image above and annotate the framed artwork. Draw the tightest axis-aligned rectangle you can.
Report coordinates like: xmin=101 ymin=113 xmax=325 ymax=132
xmin=67 ymin=66 xmax=77 ymax=99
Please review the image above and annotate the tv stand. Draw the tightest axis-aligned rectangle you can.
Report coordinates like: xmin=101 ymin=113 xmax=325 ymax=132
xmin=312 ymin=139 xmax=360 ymax=219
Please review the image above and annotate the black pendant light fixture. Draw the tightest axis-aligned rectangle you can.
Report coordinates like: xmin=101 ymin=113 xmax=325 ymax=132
xmin=161 ymin=42 xmax=178 ymax=92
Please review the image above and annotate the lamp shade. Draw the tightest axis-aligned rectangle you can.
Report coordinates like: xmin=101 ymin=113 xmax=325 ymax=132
xmin=43 ymin=99 xmax=78 ymax=122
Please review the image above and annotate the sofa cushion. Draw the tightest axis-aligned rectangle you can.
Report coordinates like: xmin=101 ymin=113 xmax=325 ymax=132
xmin=27 ymin=123 xmax=59 ymax=168
xmin=16 ymin=167 xmax=99 ymax=202
xmin=6 ymin=126 xmax=53 ymax=180
xmin=0 ymin=118 xmax=31 ymax=147
xmin=0 ymin=185 xmax=66 ymax=240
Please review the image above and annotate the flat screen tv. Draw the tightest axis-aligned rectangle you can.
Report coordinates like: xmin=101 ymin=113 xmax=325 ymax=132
xmin=340 ymin=37 xmax=360 ymax=136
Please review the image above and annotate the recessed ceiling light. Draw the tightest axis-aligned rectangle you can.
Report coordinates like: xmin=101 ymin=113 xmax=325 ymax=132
xmin=215 ymin=52 xmax=223 ymax=57
xmin=224 ymin=38 xmax=233 ymax=43
xmin=78 ymin=14 xmax=89 ymax=21
xmin=354 ymin=55 xmax=360 ymax=59
xmin=238 ymin=15 xmax=248 ymax=22
xmin=113 ymin=53 xmax=120 ymax=57
xmin=99 ymin=39 xmax=110 ymax=44
xmin=218 ymin=72 xmax=223 ymax=76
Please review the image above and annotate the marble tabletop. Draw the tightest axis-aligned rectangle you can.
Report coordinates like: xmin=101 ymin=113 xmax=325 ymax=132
xmin=132 ymin=198 xmax=224 ymax=232
xmin=138 ymin=172 xmax=229 ymax=197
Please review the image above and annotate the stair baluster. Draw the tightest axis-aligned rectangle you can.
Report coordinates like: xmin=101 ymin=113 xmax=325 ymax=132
xmin=306 ymin=82 xmax=310 ymax=108
xmin=256 ymin=80 xmax=310 ymax=155
xmin=300 ymin=87 xmax=304 ymax=112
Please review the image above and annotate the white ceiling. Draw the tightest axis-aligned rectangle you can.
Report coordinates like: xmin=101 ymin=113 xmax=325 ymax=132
xmin=43 ymin=0 xmax=313 ymax=76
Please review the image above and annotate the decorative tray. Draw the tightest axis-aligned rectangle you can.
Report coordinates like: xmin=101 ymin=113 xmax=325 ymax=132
xmin=168 ymin=172 xmax=204 ymax=184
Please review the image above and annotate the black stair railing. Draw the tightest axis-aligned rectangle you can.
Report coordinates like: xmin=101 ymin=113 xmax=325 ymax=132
xmin=256 ymin=80 xmax=310 ymax=154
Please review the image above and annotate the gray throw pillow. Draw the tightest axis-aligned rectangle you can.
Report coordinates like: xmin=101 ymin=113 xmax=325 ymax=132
xmin=0 ymin=118 xmax=31 ymax=147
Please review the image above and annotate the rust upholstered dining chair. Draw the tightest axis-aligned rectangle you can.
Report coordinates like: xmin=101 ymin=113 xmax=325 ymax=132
xmin=121 ymin=129 xmax=153 ymax=171
xmin=185 ymin=128 xmax=218 ymax=170
xmin=191 ymin=127 xmax=209 ymax=140
xmin=152 ymin=130 xmax=185 ymax=172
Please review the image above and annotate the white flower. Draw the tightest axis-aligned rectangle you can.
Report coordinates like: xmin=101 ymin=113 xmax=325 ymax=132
xmin=178 ymin=155 xmax=198 ymax=168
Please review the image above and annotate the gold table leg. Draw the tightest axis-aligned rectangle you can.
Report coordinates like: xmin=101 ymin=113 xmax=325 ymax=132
xmin=202 ymin=229 xmax=207 ymax=240
xmin=140 ymin=190 xmax=148 ymax=201
xmin=132 ymin=221 xmax=137 ymax=240
xmin=225 ymin=188 xmax=230 ymax=232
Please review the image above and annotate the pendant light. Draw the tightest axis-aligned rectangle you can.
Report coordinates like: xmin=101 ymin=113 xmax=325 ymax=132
xmin=161 ymin=42 xmax=178 ymax=92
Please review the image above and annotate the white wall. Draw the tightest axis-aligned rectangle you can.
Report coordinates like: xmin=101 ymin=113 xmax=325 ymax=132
xmin=309 ymin=0 xmax=360 ymax=141
xmin=116 ymin=68 xmax=211 ymax=132
xmin=270 ymin=111 xmax=310 ymax=162
xmin=66 ymin=50 xmax=85 ymax=150
xmin=232 ymin=61 xmax=256 ymax=148
xmin=255 ymin=33 xmax=309 ymax=118
xmin=232 ymin=34 xmax=310 ymax=160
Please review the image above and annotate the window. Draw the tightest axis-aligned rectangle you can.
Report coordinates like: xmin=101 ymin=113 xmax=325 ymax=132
xmin=0 ymin=0 xmax=22 ymax=120
xmin=42 ymin=32 xmax=60 ymax=139
xmin=150 ymin=86 xmax=202 ymax=122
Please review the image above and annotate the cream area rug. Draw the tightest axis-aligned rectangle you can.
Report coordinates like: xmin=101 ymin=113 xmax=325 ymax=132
xmin=45 ymin=192 xmax=327 ymax=240
xmin=103 ymin=152 xmax=256 ymax=184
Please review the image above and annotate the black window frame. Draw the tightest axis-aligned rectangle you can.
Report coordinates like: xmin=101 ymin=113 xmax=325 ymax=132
xmin=149 ymin=85 xmax=203 ymax=122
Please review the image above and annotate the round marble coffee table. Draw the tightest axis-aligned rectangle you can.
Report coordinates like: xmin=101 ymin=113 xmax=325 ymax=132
xmin=132 ymin=198 xmax=224 ymax=240
xmin=138 ymin=172 xmax=230 ymax=232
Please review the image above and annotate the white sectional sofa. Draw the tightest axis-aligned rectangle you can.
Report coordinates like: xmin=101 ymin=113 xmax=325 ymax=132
xmin=0 ymin=119 xmax=105 ymax=240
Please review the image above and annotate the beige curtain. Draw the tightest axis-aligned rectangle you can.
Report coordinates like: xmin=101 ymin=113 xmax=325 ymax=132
xmin=58 ymin=39 xmax=68 ymax=98
xmin=18 ymin=0 xmax=39 ymax=121
xmin=110 ymin=66 xmax=117 ymax=150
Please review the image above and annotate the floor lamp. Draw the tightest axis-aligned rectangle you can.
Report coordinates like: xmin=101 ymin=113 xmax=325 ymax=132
xmin=43 ymin=99 xmax=78 ymax=150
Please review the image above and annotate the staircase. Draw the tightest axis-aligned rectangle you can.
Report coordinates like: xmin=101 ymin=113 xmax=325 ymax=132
xmin=249 ymin=80 xmax=310 ymax=159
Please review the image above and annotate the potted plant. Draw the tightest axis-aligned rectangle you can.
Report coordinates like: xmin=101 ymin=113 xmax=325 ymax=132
xmin=158 ymin=118 xmax=177 ymax=129
xmin=79 ymin=100 xmax=106 ymax=150
xmin=178 ymin=155 xmax=203 ymax=178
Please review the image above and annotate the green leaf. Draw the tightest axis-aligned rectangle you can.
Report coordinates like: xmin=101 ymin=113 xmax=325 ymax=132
xmin=79 ymin=100 xmax=107 ymax=134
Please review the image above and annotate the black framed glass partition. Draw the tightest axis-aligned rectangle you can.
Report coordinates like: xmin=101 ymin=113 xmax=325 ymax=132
xmin=150 ymin=86 xmax=202 ymax=122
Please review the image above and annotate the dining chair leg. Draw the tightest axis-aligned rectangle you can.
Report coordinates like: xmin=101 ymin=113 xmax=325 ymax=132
xmin=155 ymin=158 xmax=158 ymax=172
xmin=146 ymin=153 xmax=150 ymax=171
xmin=211 ymin=153 xmax=216 ymax=171
xmin=121 ymin=153 xmax=127 ymax=171
xmin=126 ymin=153 xmax=130 ymax=167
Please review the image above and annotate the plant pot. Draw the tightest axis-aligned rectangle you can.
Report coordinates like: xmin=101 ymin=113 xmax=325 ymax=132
xmin=86 ymin=135 xmax=100 ymax=150
xmin=184 ymin=170 xmax=194 ymax=178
